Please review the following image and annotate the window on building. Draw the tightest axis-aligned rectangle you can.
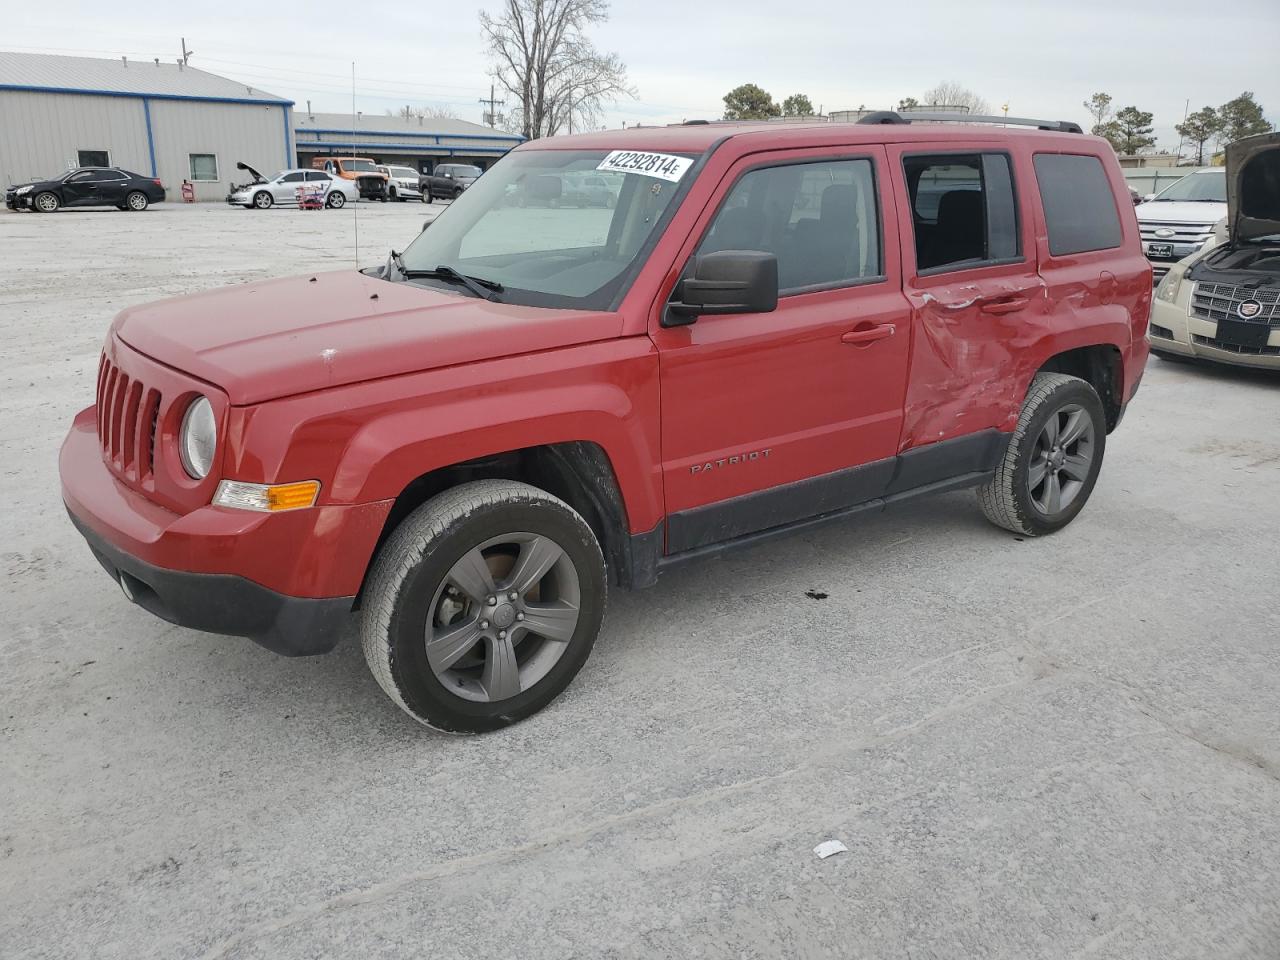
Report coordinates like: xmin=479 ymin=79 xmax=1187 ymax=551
xmin=189 ymin=154 xmax=219 ymax=182
xmin=1033 ymin=154 xmax=1123 ymax=256
xmin=695 ymin=158 xmax=882 ymax=292
xmin=78 ymin=150 xmax=109 ymax=168
xmin=904 ymin=153 xmax=1020 ymax=272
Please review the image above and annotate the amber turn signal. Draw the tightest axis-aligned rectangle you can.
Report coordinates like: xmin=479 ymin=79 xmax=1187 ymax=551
xmin=213 ymin=479 xmax=320 ymax=512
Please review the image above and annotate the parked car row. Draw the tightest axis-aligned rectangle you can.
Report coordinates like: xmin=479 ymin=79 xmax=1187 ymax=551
xmin=5 ymin=167 xmax=165 ymax=212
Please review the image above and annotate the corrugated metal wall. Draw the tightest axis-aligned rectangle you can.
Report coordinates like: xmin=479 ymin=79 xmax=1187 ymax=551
xmin=0 ymin=90 xmax=149 ymax=185
xmin=0 ymin=90 xmax=290 ymax=201
xmin=148 ymin=99 xmax=289 ymax=201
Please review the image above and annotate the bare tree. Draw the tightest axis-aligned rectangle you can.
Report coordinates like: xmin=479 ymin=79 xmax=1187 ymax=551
xmin=921 ymin=81 xmax=990 ymax=115
xmin=1082 ymin=92 xmax=1114 ymax=136
xmin=480 ymin=0 xmax=634 ymax=139
xmin=388 ymin=104 xmax=459 ymax=121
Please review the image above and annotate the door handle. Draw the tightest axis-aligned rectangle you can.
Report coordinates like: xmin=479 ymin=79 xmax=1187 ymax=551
xmin=841 ymin=323 xmax=896 ymax=345
xmin=979 ymin=296 xmax=1029 ymax=315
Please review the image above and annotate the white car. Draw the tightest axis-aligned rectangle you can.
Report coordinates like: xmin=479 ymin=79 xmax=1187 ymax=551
xmin=1134 ymin=168 xmax=1227 ymax=281
xmin=378 ymin=164 xmax=424 ymax=202
xmin=225 ymin=162 xmax=358 ymax=210
xmin=1149 ymin=133 xmax=1280 ymax=370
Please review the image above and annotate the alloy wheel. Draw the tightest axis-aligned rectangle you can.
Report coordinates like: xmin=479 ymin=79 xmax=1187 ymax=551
xmin=1028 ymin=403 xmax=1095 ymax=515
xmin=425 ymin=533 xmax=581 ymax=703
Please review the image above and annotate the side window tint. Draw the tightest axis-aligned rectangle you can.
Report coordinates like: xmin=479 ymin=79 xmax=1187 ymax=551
xmin=282 ymin=172 xmax=306 ymax=183
xmin=1033 ymin=154 xmax=1123 ymax=256
xmin=905 ymin=153 xmax=1020 ymax=272
xmin=696 ymin=158 xmax=881 ymax=292
xmin=983 ymin=154 xmax=1018 ymax=261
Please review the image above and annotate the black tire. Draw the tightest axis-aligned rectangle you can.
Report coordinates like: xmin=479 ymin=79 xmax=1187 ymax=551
xmin=325 ymin=191 xmax=346 ymax=209
xmin=125 ymin=191 xmax=149 ymax=211
xmin=361 ymin=480 xmax=606 ymax=733
xmin=388 ymin=186 xmax=398 ymax=201
xmin=977 ymin=373 xmax=1107 ymax=536
xmin=33 ymin=191 xmax=60 ymax=213
xmin=252 ymin=191 xmax=272 ymax=210
xmin=421 ymin=189 xmax=433 ymax=204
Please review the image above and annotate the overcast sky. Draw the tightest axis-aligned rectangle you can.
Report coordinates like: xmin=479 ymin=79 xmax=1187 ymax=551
xmin=11 ymin=0 xmax=1279 ymax=151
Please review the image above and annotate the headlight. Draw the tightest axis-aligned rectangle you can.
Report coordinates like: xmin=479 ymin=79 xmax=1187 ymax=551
xmin=179 ymin=396 xmax=217 ymax=479
xmin=1155 ymin=269 xmax=1183 ymax=303
xmin=16 ymin=185 xmax=32 ymax=195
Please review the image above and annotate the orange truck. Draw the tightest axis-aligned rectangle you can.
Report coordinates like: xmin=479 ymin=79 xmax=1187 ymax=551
xmin=310 ymin=157 xmax=388 ymax=201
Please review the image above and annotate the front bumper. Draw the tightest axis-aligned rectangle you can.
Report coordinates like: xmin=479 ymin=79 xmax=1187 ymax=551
xmin=69 ymin=510 xmax=353 ymax=656
xmin=60 ymin=407 xmax=393 ymax=655
xmin=1149 ymin=292 xmax=1280 ymax=370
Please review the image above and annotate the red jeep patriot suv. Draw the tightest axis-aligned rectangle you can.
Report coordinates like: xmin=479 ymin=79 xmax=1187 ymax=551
xmin=60 ymin=112 xmax=1151 ymax=732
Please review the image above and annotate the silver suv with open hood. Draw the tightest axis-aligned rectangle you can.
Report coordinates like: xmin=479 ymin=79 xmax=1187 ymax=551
xmin=1149 ymin=132 xmax=1280 ymax=369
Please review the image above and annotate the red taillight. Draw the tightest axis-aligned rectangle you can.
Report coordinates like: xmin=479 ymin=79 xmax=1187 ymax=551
xmin=152 ymin=179 xmax=163 ymax=187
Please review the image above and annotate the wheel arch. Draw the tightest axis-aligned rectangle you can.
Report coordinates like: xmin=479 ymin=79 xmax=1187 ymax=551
xmin=356 ymin=440 xmax=656 ymax=608
xmin=1035 ymin=344 xmax=1124 ymax=432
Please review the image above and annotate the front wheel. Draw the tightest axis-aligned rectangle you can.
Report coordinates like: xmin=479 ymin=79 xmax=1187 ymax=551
xmin=361 ymin=480 xmax=606 ymax=733
xmin=421 ymin=189 xmax=432 ymax=204
xmin=33 ymin=192 xmax=60 ymax=212
xmin=977 ymin=373 xmax=1106 ymax=536
xmin=252 ymin=191 xmax=272 ymax=209
xmin=325 ymin=191 xmax=346 ymax=209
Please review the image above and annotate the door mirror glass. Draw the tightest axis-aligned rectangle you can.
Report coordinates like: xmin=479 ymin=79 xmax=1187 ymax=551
xmin=665 ymin=250 xmax=778 ymax=326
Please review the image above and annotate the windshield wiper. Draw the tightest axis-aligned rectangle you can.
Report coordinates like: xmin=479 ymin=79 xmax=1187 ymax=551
xmin=402 ymin=264 xmax=504 ymax=301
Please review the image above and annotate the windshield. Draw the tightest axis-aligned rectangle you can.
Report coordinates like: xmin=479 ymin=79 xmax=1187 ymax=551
xmin=1154 ymin=170 xmax=1227 ymax=203
xmin=345 ymin=159 xmax=378 ymax=173
xmin=399 ymin=148 xmax=697 ymax=310
xmin=391 ymin=167 xmax=418 ymax=178
xmin=447 ymin=165 xmax=482 ymax=178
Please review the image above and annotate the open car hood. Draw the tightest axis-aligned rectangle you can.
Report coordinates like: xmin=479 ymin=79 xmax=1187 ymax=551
xmin=1226 ymin=132 xmax=1280 ymax=243
xmin=235 ymin=161 xmax=268 ymax=184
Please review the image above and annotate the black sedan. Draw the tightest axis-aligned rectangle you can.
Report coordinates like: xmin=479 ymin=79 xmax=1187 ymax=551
xmin=6 ymin=167 xmax=165 ymax=212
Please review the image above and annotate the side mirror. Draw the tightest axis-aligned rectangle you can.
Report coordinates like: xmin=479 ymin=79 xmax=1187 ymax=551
xmin=664 ymin=251 xmax=779 ymax=326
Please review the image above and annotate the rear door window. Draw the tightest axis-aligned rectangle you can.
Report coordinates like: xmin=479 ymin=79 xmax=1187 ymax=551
xmin=1033 ymin=154 xmax=1123 ymax=256
xmin=903 ymin=153 xmax=1020 ymax=272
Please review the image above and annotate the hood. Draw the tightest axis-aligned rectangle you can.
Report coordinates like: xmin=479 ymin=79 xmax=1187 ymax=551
xmin=1226 ymin=131 xmax=1280 ymax=243
xmin=235 ymin=161 xmax=267 ymax=184
xmin=112 ymin=270 xmax=622 ymax=405
xmin=1134 ymin=199 xmax=1227 ymax=225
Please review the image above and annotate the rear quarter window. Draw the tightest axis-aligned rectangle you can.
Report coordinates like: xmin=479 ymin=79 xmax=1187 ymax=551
xmin=1033 ymin=154 xmax=1123 ymax=256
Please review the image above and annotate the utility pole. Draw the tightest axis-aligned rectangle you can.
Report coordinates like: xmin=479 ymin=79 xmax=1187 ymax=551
xmin=180 ymin=38 xmax=193 ymax=66
xmin=479 ymin=83 xmax=505 ymax=128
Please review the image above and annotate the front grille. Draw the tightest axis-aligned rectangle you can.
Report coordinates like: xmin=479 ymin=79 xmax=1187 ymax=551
xmin=1190 ymin=282 xmax=1280 ymax=326
xmin=1192 ymin=334 xmax=1280 ymax=357
xmin=1139 ymin=220 xmax=1217 ymax=245
xmin=96 ymin=353 xmax=161 ymax=482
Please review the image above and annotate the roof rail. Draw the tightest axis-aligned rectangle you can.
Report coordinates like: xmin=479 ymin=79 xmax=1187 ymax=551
xmin=856 ymin=110 xmax=1083 ymax=134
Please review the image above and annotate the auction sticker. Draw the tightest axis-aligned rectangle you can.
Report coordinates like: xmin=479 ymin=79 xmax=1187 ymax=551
xmin=596 ymin=150 xmax=692 ymax=182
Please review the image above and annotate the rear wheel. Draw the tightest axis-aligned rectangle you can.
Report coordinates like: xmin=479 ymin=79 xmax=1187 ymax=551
xmin=252 ymin=191 xmax=272 ymax=210
xmin=125 ymin=191 xmax=149 ymax=211
xmin=33 ymin=192 xmax=60 ymax=213
xmin=361 ymin=480 xmax=606 ymax=733
xmin=977 ymin=373 xmax=1107 ymax=536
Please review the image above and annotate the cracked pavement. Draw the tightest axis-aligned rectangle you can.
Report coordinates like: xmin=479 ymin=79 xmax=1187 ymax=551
xmin=2 ymin=202 xmax=1279 ymax=959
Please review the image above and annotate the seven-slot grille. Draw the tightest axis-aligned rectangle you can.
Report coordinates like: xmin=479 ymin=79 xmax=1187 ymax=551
xmin=1190 ymin=282 xmax=1280 ymax=326
xmin=96 ymin=353 xmax=162 ymax=482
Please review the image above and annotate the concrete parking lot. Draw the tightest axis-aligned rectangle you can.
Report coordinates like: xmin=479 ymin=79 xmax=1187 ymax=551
xmin=2 ymin=200 xmax=1278 ymax=960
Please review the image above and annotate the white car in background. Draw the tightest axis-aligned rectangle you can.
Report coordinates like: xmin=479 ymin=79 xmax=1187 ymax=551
xmin=1134 ymin=168 xmax=1227 ymax=281
xmin=226 ymin=163 xmax=358 ymax=210
xmin=378 ymin=164 xmax=424 ymax=202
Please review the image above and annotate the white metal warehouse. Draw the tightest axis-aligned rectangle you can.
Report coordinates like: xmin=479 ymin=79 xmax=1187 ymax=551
xmin=0 ymin=52 xmax=293 ymax=201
